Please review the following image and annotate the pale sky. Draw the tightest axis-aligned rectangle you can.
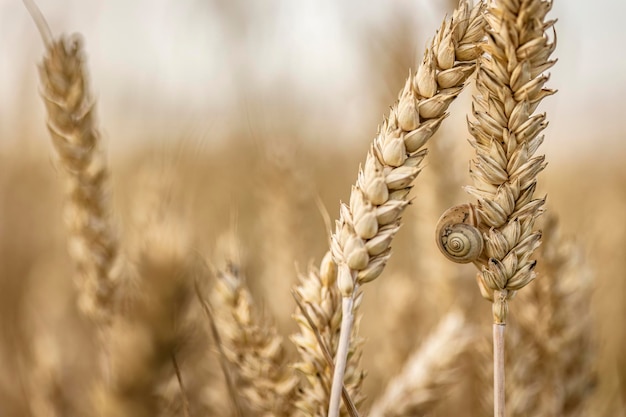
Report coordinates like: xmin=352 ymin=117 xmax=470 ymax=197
xmin=1 ymin=0 xmax=625 ymax=159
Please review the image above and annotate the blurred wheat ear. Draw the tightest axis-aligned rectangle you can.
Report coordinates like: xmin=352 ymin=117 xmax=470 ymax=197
xmin=30 ymin=3 xmax=120 ymax=326
xmin=95 ymin=211 xmax=196 ymax=417
xmin=207 ymin=239 xmax=299 ymax=416
xmin=369 ymin=310 xmax=474 ymax=417
xmin=26 ymin=2 xmax=125 ymax=402
xmin=505 ymin=215 xmax=596 ymax=417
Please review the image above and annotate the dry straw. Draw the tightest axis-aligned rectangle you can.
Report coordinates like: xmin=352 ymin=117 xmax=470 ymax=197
xmin=327 ymin=1 xmax=485 ymax=415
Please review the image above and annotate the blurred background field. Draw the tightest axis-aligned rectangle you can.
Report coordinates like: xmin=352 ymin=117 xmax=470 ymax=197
xmin=0 ymin=0 xmax=625 ymax=416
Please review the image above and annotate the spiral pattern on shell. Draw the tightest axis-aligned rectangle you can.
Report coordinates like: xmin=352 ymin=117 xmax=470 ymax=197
xmin=435 ymin=204 xmax=484 ymax=264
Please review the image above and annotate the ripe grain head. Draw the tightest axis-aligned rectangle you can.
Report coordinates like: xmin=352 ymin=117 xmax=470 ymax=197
xmin=465 ymin=0 xmax=557 ymax=323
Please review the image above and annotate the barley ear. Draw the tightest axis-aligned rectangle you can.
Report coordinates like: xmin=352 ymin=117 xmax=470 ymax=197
xmin=328 ymin=2 xmax=486 ymax=415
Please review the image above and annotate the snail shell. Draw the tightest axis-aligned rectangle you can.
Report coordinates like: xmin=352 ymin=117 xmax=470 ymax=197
xmin=435 ymin=204 xmax=484 ymax=264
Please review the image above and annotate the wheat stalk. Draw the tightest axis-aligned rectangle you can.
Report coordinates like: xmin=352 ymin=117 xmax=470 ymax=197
xmin=368 ymin=310 xmax=473 ymax=417
xmin=291 ymin=251 xmax=365 ymax=416
xmin=463 ymin=0 xmax=557 ymax=414
xmin=328 ymin=2 xmax=485 ymax=415
xmin=210 ymin=258 xmax=299 ymax=416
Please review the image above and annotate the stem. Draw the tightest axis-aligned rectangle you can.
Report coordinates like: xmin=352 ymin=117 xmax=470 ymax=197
xmin=493 ymin=323 xmax=506 ymax=417
xmin=328 ymin=295 xmax=355 ymax=417
xmin=292 ymin=290 xmax=359 ymax=417
xmin=23 ymin=0 xmax=54 ymax=46
xmin=194 ymin=279 xmax=245 ymax=417
xmin=172 ymin=352 xmax=191 ymax=417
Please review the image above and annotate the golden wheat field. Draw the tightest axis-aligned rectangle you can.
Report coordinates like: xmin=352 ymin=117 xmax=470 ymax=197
xmin=0 ymin=0 xmax=625 ymax=416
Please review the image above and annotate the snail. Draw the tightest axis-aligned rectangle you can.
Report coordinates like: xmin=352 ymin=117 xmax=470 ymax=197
xmin=435 ymin=203 xmax=484 ymax=264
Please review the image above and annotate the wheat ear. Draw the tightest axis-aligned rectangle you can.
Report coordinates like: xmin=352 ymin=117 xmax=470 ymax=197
xmin=95 ymin=211 xmax=194 ymax=417
xmin=292 ymin=252 xmax=364 ymax=416
xmin=368 ymin=310 xmax=473 ymax=417
xmin=328 ymin=2 xmax=485 ymax=415
xmin=37 ymin=33 xmax=119 ymax=325
xmin=506 ymin=215 xmax=595 ymax=417
xmin=462 ymin=0 xmax=557 ymax=414
xmin=210 ymin=260 xmax=299 ymax=416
